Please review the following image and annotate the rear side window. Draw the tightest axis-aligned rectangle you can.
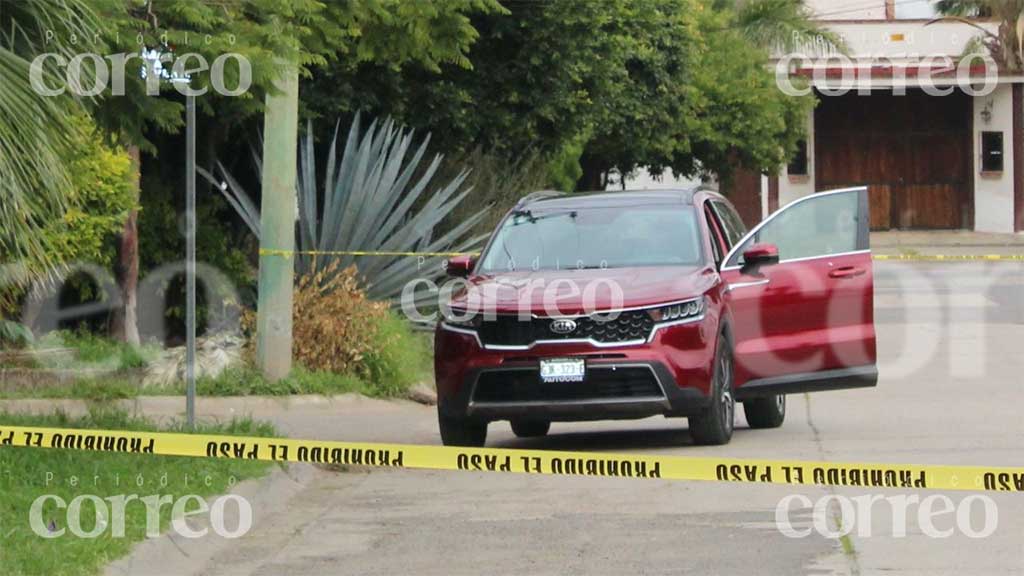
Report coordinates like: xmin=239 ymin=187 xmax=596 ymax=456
xmin=710 ymin=200 xmax=748 ymax=249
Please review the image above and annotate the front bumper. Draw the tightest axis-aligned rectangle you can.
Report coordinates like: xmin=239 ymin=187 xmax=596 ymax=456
xmin=435 ymin=317 xmax=717 ymax=422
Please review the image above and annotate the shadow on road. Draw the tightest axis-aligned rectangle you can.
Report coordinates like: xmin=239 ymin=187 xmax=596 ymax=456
xmin=490 ymin=423 xmax=754 ymax=452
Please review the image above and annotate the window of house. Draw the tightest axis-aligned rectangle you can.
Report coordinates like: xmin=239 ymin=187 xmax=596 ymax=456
xmin=788 ymin=140 xmax=809 ymax=176
xmin=981 ymin=131 xmax=1004 ymax=173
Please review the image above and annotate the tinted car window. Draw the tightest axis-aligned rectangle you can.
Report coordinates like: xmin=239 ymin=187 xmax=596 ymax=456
xmin=730 ymin=191 xmax=859 ymax=266
xmin=710 ymin=200 xmax=748 ymax=249
xmin=703 ymin=204 xmax=725 ymax=267
xmin=478 ymin=206 xmax=702 ymax=272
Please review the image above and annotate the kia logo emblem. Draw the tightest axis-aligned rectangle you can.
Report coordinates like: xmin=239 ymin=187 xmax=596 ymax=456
xmin=550 ymin=319 xmax=578 ymax=335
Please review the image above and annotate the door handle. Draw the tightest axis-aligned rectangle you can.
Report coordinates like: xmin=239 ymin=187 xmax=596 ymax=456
xmin=829 ymin=266 xmax=866 ymax=279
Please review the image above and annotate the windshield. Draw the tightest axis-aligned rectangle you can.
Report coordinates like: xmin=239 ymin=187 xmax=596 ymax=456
xmin=478 ymin=205 xmax=702 ymax=272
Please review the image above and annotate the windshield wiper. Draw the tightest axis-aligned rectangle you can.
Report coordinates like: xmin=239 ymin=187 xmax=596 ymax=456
xmin=508 ymin=210 xmax=577 ymax=227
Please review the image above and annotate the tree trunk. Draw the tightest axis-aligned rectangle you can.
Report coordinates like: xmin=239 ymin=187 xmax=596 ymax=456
xmin=577 ymin=154 xmax=609 ymax=192
xmin=111 ymin=145 xmax=141 ymax=345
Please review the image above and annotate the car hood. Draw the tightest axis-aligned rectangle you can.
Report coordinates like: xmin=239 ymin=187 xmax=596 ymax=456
xmin=449 ymin=266 xmax=716 ymax=316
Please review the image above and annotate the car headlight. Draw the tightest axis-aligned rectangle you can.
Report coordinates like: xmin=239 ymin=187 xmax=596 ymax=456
xmin=441 ymin=308 xmax=482 ymax=329
xmin=647 ymin=298 xmax=704 ymax=323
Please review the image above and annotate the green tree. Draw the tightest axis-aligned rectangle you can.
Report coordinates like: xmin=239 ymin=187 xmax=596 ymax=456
xmin=83 ymin=0 xmax=498 ymax=343
xmin=39 ymin=115 xmax=136 ymax=267
xmin=305 ymin=0 xmax=819 ymax=191
xmin=15 ymin=114 xmax=137 ymax=333
xmin=684 ymin=15 xmax=816 ymax=179
xmin=576 ymin=1 xmax=818 ymax=188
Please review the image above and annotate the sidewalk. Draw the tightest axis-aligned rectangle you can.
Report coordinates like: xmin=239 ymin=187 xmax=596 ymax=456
xmin=871 ymin=230 xmax=1024 ymax=256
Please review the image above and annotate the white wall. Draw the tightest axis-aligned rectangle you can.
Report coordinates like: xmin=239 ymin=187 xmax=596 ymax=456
xmin=806 ymin=0 xmax=940 ymax=21
xmin=806 ymin=0 xmax=886 ymax=21
xmin=607 ymin=168 xmax=702 ymax=191
xmin=773 ymin=21 xmax=999 ymax=62
xmin=778 ymin=106 xmax=817 ymax=209
xmin=828 ymin=21 xmax=996 ymax=60
xmin=973 ymin=84 xmax=1016 ymax=233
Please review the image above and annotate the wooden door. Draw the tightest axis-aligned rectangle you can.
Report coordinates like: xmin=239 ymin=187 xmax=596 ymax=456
xmin=815 ymin=90 xmax=972 ymax=230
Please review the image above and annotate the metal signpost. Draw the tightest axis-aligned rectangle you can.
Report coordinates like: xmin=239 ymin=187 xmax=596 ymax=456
xmin=185 ymin=93 xmax=197 ymax=429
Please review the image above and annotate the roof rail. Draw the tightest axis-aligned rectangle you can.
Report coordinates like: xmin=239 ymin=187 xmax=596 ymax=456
xmin=515 ymin=190 xmax=564 ymax=207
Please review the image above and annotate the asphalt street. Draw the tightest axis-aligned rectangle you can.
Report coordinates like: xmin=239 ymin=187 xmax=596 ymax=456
xmin=97 ymin=262 xmax=1024 ymax=575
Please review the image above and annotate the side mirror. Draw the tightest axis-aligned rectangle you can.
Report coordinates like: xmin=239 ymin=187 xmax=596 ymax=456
xmin=742 ymin=243 xmax=780 ymax=270
xmin=446 ymin=255 xmax=475 ymax=278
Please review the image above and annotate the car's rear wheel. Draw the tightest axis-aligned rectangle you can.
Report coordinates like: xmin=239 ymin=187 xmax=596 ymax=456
xmin=510 ymin=419 xmax=551 ymax=438
xmin=438 ymin=415 xmax=488 ymax=447
xmin=689 ymin=332 xmax=735 ymax=446
xmin=743 ymin=395 xmax=786 ymax=429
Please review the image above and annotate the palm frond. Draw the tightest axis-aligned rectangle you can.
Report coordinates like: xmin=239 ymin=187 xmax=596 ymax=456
xmin=0 ymin=0 xmax=102 ymax=272
xmin=935 ymin=0 xmax=985 ymax=17
xmin=734 ymin=0 xmax=848 ymax=55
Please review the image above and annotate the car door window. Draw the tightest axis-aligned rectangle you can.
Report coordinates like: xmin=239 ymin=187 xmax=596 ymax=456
xmin=727 ymin=189 xmax=866 ymax=268
xmin=703 ymin=204 xmax=725 ymax=266
xmin=710 ymin=201 xmax=748 ymax=249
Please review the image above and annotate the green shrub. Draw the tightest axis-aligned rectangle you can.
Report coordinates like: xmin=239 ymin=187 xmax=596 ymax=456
xmin=362 ymin=311 xmax=433 ymax=397
xmin=203 ymin=304 xmax=432 ymax=398
xmin=195 ymin=366 xmax=369 ymax=397
xmin=546 ymin=131 xmax=588 ymax=192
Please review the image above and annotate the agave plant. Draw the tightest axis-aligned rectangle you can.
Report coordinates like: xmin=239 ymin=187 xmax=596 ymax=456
xmin=0 ymin=319 xmax=33 ymax=348
xmin=199 ymin=114 xmax=490 ymax=306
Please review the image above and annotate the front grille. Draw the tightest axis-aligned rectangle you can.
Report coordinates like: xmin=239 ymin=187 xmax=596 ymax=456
xmin=476 ymin=311 xmax=655 ymax=348
xmin=472 ymin=367 xmax=663 ymax=404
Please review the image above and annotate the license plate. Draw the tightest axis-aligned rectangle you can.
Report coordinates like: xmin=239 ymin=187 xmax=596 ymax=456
xmin=540 ymin=358 xmax=586 ymax=383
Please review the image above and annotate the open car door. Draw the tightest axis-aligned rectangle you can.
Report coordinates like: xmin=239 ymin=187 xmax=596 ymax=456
xmin=718 ymin=187 xmax=877 ymax=400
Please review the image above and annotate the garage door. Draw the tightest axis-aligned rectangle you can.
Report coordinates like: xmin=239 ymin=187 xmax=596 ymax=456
xmin=815 ymin=90 xmax=973 ymax=230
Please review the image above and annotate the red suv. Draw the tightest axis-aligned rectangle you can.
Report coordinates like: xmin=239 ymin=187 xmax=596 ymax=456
xmin=435 ymin=187 xmax=876 ymax=446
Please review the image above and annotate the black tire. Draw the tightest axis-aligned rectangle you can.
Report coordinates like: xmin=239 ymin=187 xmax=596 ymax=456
xmin=689 ymin=332 xmax=735 ymax=446
xmin=438 ymin=414 xmax=487 ymax=447
xmin=743 ymin=395 xmax=786 ymax=429
xmin=510 ymin=419 xmax=551 ymax=438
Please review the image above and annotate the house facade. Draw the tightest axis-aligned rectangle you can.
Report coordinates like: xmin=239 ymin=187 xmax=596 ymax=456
xmin=740 ymin=0 xmax=1024 ymax=234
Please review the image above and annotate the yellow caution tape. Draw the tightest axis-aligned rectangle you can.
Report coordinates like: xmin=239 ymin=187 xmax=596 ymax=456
xmin=2 ymin=425 xmax=1022 ymax=493
xmin=258 ymin=249 xmax=1024 ymax=262
xmin=873 ymin=254 xmax=1024 ymax=262
xmin=259 ymin=248 xmax=478 ymax=258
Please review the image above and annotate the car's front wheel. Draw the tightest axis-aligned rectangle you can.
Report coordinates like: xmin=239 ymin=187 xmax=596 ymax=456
xmin=743 ymin=395 xmax=786 ymax=429
xmin=510 ymin=419 xmax=550 ymax=438
xmin=438 ymin=415 xmax=487 ymax=447
xmin=689 ymin=332 xmax=735 ymax=446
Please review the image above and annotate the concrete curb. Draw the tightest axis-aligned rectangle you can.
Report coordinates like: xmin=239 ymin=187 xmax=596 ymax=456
xmin=0 ymin=394 xmax=423 ymax=423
